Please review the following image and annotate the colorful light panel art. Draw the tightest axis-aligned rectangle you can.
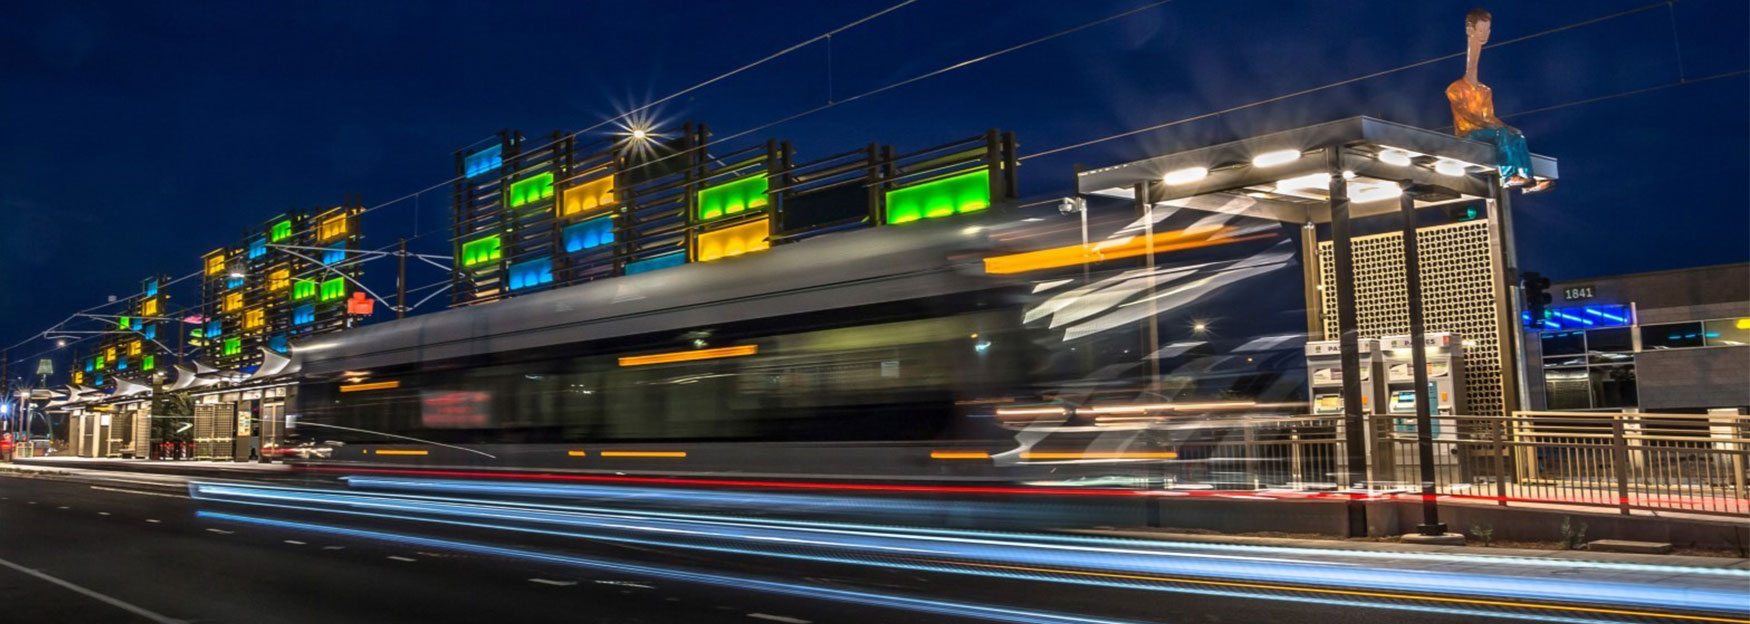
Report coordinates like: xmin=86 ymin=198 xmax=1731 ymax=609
xmin=561 ymin=175 xmax=615 ymax=218
xmin=509 ymin=172 xmax=555 ymax=208
xmin=293 ymin=304 xmax=315 ymax=325
xmin=269 ymin=269 xmax=290 ymax=291
xmin=508 ymin=257 xmax=554 ymax=290
xmin=205 ymin=252 xmax=227 ymax=276
xmin=320 ymin=277 xmax=345 ymax=301
xmin=318 ymin=214 xmax=348 ymax=241
xmin=464 ymin=144 xmax=503 ymax=178
xmin=563 ymin=216 xmax=614 ymax=253
xmin=462 ymin=235 xmax=502 ymax=267
xmin=884 ymin=169 xmax=990 ymax=224
xmin=697 ymin=175 xmax=768 ymax=221
xmin=696 ymin=218 xmax=770 ymax=262
xmin=292 ymin=279 xmax=316 ymax=300
xmin=270 ymin=220 xmax=293 ymax=242
xmin=223 ymin=337 xmax=241 ymax=357
xmin=625 ymin=252 xmax=686 ymax=275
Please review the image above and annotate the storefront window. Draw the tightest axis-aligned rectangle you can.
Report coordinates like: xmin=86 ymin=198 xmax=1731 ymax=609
xmin=1703 ymin=318 xmax=1750 ymax=347
xmin=1544 ymin=367 xmax=1590 ymax=410
xmin=1541 ymin=331 xmax=1586 ymax=356
xmin=1640 ymin=322 xmax=1704 ymax=349
xmin=1589 ymin=365 xmax=1637 ymax=408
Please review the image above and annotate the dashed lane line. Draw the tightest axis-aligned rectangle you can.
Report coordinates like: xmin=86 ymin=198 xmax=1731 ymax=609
xmin=204 ymin=528 xmax=234 ymax=535
xmin=284 ymin=540 xmax=306 ymax=545
xmin=529 ymin=578 xmax=578 ymax=587
xmin=88 ymin=485 xmax=190 ymax=499
xmin=386 ymin=556 xmax=417 ymax=562
xmin=0 ymin=554 xmax=187 ymax=624
xmin=747 ymin=614 xmax=812 ymax=624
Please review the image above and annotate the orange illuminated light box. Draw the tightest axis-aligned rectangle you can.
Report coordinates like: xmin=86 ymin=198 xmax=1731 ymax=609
xmin=695 ymin=218 xmax=770 ymax=262
xmin=561 ymin=175 xmax=615 ymax=218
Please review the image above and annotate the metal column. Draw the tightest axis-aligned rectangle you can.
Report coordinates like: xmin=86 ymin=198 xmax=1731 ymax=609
xmin=1328 ymin=147 xmax=1368 ymax=537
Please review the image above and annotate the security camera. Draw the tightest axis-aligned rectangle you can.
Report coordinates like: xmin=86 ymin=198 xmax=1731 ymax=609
xmin=1058 ymin=197 xmax=1085 ymax=215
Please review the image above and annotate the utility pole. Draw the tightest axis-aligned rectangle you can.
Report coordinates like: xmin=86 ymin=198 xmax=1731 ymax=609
xmin=396 ymin=238 xmax=408 ymax=319
xmin=1 ymin=348 xmax=9 ymax=432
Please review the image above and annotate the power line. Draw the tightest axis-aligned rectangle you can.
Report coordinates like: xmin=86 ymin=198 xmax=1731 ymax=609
xmin=1019 ymin=0 xmax=1675 ymax=162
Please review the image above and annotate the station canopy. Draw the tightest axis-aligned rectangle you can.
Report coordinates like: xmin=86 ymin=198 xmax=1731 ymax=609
xmin=1076 ymin=117 xmax=1557 ymax=224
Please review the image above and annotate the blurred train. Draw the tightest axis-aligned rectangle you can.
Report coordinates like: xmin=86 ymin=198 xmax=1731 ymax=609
xmin=286 ymin=201 xmax=1310 ymax=479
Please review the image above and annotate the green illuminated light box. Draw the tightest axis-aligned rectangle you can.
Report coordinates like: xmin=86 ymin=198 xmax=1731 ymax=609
xmin=697 ymin=175 xmax=768 ymax=221
xmin=223 ymin=338 xmax=241 ymax=357
xmin=883 ymin=169 xmax=990 ymax=224
xmin=462 ymin=235 xmax=502 ymax=267
xmin=291 ymin=279 xmax=315 ymax=300
xmin=320 ymin=277 xmax=345 ymax=301
xmin=509 ymin=172 xmax=555 ymax=208
xmin=270 ymin=220 xmax=292 ymax=242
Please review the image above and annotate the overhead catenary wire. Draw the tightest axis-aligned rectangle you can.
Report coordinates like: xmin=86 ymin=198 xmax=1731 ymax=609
xmin=1018 ymin=0 xmax=1680 ymax=162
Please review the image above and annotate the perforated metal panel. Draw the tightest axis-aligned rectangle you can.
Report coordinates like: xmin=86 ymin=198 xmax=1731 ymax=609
xmin=1318 ymin=219 xmax=1507 ymax=417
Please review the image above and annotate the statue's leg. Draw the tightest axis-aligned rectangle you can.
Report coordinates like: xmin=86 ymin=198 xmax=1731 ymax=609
xmin=1500 ymin=128 xmax=1533 ymax=180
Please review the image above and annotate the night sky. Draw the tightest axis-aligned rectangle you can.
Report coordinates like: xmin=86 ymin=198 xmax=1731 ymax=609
xmin=2 ymin=0 xmax=1745 ymax=361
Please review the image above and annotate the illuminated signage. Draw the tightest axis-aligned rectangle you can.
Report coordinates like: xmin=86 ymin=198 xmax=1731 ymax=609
xmin=884 ymin=169 xmax=989 ymax=224
xmin=697 ymin=175 xmax=767 ymax=221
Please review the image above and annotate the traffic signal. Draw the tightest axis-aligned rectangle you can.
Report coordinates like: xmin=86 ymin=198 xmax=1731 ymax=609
xmin=1522 ymin=271 xmax=1552 ymax=328
xmin=1445 ymin=202 xmax=1483 ymax=222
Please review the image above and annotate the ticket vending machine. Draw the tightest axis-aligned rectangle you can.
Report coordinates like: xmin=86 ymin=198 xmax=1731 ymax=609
xmin=1306 ymin=339 xmax=1385 ymax=418
xmin=1380 ymin=332 xmax=1465 ymax=442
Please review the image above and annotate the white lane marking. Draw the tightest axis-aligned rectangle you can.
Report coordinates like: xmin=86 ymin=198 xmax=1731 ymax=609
xmin=284 ymin=540 xmax=306 ymax=545
xmin=594 ymin=580 xmax=655 ymax=589
xmin=204 ymin=529 xmax=234 ymax=535
xmin=56 ymin=506 xmax=70 ymax=510
xmin=386 ymin=556 xmax=417 ymax=562
xmin=88 ymin=486 xmax=189 ymax=500
xmin=748 ymin=614 xmax=811 ymax=624
xmin=0 ymin=554 xmax=187 ymax=624
xmin=145 ymin=519 xmax=161 ymax=524
xmin=98 ymin=512 xmax=111 ymax=516
xmin=528 ymin=578 xmax=578 ymax=587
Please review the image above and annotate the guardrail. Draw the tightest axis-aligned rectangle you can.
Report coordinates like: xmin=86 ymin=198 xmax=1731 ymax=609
xmin=1155 ymin=410 xmax=1748 ymax=517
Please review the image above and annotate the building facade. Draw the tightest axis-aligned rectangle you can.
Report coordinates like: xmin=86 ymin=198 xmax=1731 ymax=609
xmin=1525 ymin=262 xmax=1750 ymax=413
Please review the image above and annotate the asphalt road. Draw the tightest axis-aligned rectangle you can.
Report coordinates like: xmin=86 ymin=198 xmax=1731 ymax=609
xmin=0 ymin=471 xmax=1737 ymax=624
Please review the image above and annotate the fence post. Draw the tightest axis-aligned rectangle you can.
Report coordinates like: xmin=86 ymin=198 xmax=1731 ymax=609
xmin=1493 ymin=416 xmax=1508 ymax=507
xmin=1611 ymin=418 xmax=1632 ymax=516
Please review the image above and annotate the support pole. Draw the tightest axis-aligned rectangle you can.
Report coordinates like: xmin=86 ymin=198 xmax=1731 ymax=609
xmin=1328 ymin=147 xmax=1368 ymax=537
xmin=1133 ymin=182 xmax=1162 ymax=391
xmin=396 ymin=238 xmax=408 ymax=319
xmin=1401 ymin=187 xmax=1446 ymax=536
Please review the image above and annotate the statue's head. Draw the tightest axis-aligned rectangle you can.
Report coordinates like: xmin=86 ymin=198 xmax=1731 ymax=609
xmin=1465 ymin=8 xmax=1492 ymax=45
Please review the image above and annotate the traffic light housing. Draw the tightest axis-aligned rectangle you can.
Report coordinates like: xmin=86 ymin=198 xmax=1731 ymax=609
xmin=1522 ymin=271 xmax=1552 ymax=327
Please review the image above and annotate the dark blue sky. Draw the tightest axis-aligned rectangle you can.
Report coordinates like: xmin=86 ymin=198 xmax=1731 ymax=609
xmin=2 ymin=0 xmax=1745 ymax=356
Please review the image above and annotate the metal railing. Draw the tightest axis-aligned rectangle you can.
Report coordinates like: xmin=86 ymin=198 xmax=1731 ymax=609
xmin=1156 ymin=410 xmax=1748 ymax=517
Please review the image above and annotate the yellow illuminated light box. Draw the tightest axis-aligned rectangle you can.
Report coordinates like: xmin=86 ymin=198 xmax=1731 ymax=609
xmin=268 ymin=269 xmax=290 ymax=291
xmin=561 ymin=175 xmax=615 ymax=218
xmin=318 ymin=214 xmax=349 ymax=241
xmin=224 ymin=292 xmax=243 ymax=312
xmin=141 ymin=299 xmax=158 ymax=316
xmin=245 ymin=308 xmax=264 ymax=329
xmin=695 ymin=218 xmax=770 ymax=262
xmin=205 ymin=252 xmax=227 ymax=276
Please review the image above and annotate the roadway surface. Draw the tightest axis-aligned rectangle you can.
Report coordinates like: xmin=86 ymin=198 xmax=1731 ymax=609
xmin=0 ymin=468 xmax=1743 ymax=624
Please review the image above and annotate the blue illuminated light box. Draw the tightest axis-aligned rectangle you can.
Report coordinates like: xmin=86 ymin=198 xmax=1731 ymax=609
xmin=508 ymin=257 xmax=554 ymax=290
xmin=293 ymin=304 xmax=315 ymax=326
xmin=142 ymin=324 xmax=156 ymax=340
xmin=563 ymin=216 xmax=614 ymax=253
xmin=206 ymin=320 xmax=222 ymax=339
xmin=269 ymin=334 xmax=289 ymax=353
xmin=322 ymin=243 xmax=346 ymax=265
xmin=465 ymin=144 xmax=503 ymax=178
xmin=248 ymin=237 xmax=267 ymax=259
xmin=227 ymin=275 xmax=245 ymax=289
xmin=145 ymin=280 xmax=159 ymax=297
xmin=1525 ymin=304 xmax=1632 ymax=331
xmin=625 ymin=252 xmax=685 ymax=275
